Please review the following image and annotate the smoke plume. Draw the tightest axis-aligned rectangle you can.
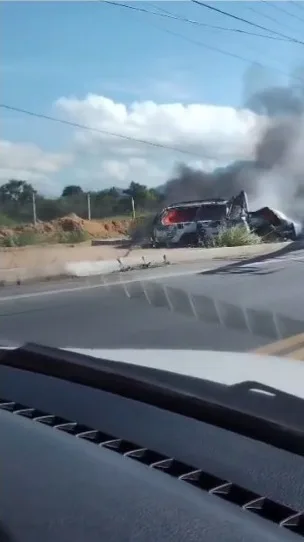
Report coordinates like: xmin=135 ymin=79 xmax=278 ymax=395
xmin=164 ymin=81 xmax=304 ymax=217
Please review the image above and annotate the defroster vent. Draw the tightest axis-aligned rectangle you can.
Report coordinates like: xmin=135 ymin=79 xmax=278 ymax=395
xmin=1 ymin=398 xmax=304 ymax=537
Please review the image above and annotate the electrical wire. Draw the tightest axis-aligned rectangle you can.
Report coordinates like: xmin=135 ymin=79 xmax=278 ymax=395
xmin=290 ymin=1 xmax=304 ymax=12
xmin=262 ymin=0 xmax=304 ymax=24
xmin=103 ymin=0 xmax=304 ymax=84
xmin=0 ymin=103 xmax=208 ymax=159
xmin=4 ymin=2 xmax=304 ymax=158
xmin=103 ymin=0 xmax=294 ymax=42
xmin=244 ymin=2 xmax=301 ymax=37
xmin=191 ymin=0 xmax=304 ymax=45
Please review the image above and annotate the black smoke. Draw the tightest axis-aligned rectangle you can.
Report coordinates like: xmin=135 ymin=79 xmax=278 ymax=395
xmin=163 ymin=82 xmax=304 ymax=216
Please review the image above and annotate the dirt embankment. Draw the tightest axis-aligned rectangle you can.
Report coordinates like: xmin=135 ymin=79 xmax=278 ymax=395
xmin=0 ymin=214 xmax=133 ymax=242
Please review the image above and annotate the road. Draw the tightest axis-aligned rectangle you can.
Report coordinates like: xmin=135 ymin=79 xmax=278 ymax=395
xmin=0 ymin=245 xmax=304 ymax=353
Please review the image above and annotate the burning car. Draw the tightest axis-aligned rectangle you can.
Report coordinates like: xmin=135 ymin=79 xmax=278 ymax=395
xmin=151 ymin=191 xmax=302 ymax=247
xmin=151 ymin=199 xmax=208 ymax=247
xmin=151 ymin=191 xmax=249 ymax=247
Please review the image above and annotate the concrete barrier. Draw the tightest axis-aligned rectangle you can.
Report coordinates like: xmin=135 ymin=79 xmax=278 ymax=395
xmin=63 ymin=242 xmax=291 ymax=278
xmin=64 ymin=260 xmax=121 ymax=277
xmin=0 ymin=240 xmax=292 ymax=285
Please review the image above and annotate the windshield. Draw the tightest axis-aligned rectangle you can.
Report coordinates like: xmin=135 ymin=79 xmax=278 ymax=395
xmin=196 ymin=204 xmax=227 ymax=221
xmin=1 ymin=0 xmax=304 ymax=403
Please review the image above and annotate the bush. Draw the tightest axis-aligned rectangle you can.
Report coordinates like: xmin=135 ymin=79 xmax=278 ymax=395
xmin=213 ymin=225 xmax=261 ymax=247
xmin=0 ymin=232 xmax=43 ymax=247
xmin=0 ymin=213 xmax=18 ymax=227
xmin=56 ymin=230 xmax=89 ymax=244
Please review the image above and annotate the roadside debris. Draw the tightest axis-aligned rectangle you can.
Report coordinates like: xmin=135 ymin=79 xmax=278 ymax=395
xmin=117 ymin=254 xmax=171 ymax=273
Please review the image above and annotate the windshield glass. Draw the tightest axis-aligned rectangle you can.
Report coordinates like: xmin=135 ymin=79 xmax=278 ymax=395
xmin=196 ymin=204 xmax=227 ymax=221
xmin=1 ymin=0 xmax=304 ymax=399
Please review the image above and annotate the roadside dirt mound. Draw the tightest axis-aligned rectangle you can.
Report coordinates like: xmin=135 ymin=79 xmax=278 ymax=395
xmin=54 ymin=214 xmax=132 ymax=238
xmin=0 ymin=214 xmax=133 ymax=241
xmin=57 ymin=215 xmax=130 ymax=238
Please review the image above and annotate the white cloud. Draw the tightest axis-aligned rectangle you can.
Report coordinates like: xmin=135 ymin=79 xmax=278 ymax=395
xmin=0 ymin=140 xmax=73 ymax=194
xmin=0 ymin=94 xmax=266 ymax=195
xmin=55 ymin=93 xmax=265 ymax=189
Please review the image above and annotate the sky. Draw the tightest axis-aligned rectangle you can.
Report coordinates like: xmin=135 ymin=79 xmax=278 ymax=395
xmin=1 ymin=0 xmax=304 ymax=196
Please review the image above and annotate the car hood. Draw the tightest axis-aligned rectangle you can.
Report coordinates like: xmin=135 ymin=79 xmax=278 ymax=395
xmin=63 ymin=347 xmax=304 ymax=399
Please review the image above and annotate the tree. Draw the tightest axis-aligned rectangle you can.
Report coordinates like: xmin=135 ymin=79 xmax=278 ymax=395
xmin=0 ymin=178 xmax=163 ymax=223
xmin=123 ymin=182 xmax=149 ymax=207
xmin=107 ymin=187 xmax=120 ymax=198
xmin=0 ymin=179 xmax=36 ymax=204
xmin=61 ymin=185 xmax=83 ymax=197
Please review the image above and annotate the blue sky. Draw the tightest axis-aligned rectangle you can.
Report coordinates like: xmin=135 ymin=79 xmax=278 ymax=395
xmin=1 ymin=1 xmax=304 ymax=194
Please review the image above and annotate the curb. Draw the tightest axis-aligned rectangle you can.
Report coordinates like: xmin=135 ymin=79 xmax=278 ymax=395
xmin=64 ymin=241 xmax=292 ymax=278
xmin=0 ymin=240 xmax=292 ymax=286
xmin=64 ymin=254 xmax=170 ymax=277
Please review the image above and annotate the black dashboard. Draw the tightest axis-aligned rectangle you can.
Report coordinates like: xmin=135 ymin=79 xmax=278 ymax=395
xmin=0 ymin=345 xmax=304 ymax=542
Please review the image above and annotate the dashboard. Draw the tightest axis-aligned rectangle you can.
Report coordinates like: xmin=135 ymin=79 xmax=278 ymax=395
xmin=0 ymin=351 xmax=304 ymax=542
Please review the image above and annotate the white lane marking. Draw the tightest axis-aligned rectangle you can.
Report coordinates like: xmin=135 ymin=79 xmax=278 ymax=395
xmin=0 ymin=266 xmax=213 ymax=303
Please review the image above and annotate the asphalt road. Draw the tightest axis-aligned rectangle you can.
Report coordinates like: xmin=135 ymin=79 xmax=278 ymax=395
xmin=0 ymin=246 xmax=303 ymax=353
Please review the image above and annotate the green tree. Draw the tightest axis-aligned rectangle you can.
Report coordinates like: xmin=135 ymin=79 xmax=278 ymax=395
xmin=61 ymin=185 xmax=84 ymax=197
xmin=0 ymin=178 xmax=163 ymax=224
xmin=0 ymin=179 xmax=36 ymax=203
xmin=124 ymin=182 xmax=149 ymax=207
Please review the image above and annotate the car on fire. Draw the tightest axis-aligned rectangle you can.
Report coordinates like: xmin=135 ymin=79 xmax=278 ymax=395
xmin=151 ymin=191 xmax=302 ymax=247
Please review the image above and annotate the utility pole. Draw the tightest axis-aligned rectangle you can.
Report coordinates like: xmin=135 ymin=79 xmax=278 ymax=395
xmin=87 ymin=192 xmax=91 ymax=220
xmin=131 ymin=196 xmax=135 ymax=219
xmin=32 ymin=191 xmax=37 ymax=225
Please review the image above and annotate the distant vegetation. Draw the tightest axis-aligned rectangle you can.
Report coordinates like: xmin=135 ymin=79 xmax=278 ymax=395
xmin=0 ymin=179 xmax=164 ymax=225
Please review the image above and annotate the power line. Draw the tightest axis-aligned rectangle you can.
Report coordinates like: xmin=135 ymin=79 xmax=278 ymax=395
xmin=246 ymin=3 xmax=284 ymax=26
xmin=262 ymin=0 xmax=304 ymax=25
xmin=3 ymin=5 xmax=303 ymax=160
xmin=152 ymin=0 xmax=297 ymax=39
xmin=0 ymin=103 xmax=208 ymax=159
xmin=191 ymin=0 xmax=304 ymax=45
xmin=103 ymin=0 xmax=294 ymax=42
xmin=146 ymin=1 xmax=304 ymax=72
xmin=244 ymin=2 xmax=302 ymax=36
xmin=103 ymin=0 xmax=304 ymax=84
xmin=289 ymin=1 xmax=304 ymax=13
xmin=150 ymin=23 xmax=294 ymax=80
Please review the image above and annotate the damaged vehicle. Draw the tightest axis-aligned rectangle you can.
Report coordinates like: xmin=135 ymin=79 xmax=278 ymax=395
xmin=151 ymin=191 xmax=249 ymax=248
xmin=151 ymin=199 xmax=208 ymax=248
xmin=248 ymin=207 xmax=302 ymax=242
xmin=151 ymin=190 xmax=302 ymax=247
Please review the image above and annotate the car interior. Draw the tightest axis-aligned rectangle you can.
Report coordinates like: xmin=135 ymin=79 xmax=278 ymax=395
xmin=1 ymin=344 xmax=304 ymax=542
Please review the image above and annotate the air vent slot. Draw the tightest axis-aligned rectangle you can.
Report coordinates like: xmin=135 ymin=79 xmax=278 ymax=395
xmin=1 ymin=397 xmax=304 ymax=537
